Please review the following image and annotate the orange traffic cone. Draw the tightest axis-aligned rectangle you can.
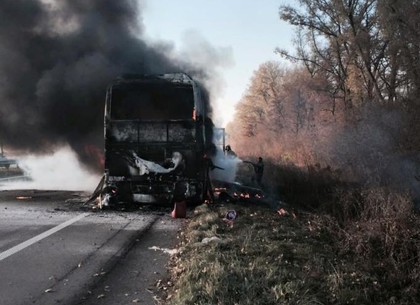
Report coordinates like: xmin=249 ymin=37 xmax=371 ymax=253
xmin=171 ymin=201 xmax=187 ymax=218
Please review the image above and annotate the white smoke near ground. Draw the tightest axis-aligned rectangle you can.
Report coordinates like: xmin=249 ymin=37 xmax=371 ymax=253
xmin=210 ymin=148 xmax=243 ymax=183
xmin=210 ymin=128 xmax=242 ymax=182
xmin=0 ymin=146 xmax=100 ymax=191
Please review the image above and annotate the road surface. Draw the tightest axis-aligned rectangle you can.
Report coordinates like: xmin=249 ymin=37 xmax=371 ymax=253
xmin=0 ymin=190 xmax=182 ymax=305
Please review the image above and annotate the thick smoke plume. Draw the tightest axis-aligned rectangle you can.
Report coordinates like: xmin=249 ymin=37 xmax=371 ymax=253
xmin=0 ymin=0 xmax=213 ymax=171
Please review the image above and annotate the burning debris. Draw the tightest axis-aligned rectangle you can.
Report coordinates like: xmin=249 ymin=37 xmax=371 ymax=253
xmin=213 ymin=180 xmax=264 ymax=203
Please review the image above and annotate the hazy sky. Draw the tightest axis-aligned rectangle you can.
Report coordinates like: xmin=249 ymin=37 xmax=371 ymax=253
xmin=142 ymin=0 xmax=296 ymax=126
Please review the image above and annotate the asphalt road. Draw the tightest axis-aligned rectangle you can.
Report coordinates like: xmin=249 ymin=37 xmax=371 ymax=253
xmin=0 ymin=190 xmax=182 ymax=305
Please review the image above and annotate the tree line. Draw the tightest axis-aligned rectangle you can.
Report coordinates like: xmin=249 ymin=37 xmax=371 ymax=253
xmin=228 ymin=0 xmax=420 ymax=186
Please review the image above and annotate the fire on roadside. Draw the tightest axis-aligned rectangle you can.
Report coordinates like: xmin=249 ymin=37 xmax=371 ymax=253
xmin=213 ymin=181 xmax=264 ymax=202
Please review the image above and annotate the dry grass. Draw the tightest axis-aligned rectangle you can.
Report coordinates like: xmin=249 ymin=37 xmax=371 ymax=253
xmin=166 ymin=203 xmax=374 ymax=305
xmin=326 ymin=187 xmax=420 ymax=304
xmin=164 ymin=181 xmax=420 ymax=304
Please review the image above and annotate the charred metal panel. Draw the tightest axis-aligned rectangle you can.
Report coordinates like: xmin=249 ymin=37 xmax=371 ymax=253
xmin=137 ymin=123 xmax=167 ymax=142
xmin=167 ymin=122 xmax=196 ymax=142
xmin=109 ymin=121 xmax=196 ymax=144
xmin=103 ymin=73 xmax=209 ymax=205
xmin=109 ymin=121 xmax=138 ymax=142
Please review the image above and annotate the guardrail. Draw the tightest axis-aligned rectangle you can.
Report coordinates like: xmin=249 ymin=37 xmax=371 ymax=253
xmin=0 ymin=175 xmax=31 ymax=183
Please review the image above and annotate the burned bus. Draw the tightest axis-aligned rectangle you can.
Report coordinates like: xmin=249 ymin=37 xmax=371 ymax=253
xmin=102 ymin=73 xmax=212 ymax=207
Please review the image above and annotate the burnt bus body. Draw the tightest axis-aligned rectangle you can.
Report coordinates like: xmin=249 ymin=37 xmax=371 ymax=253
xmin=103 ymin=73 xmax=211 ymax=206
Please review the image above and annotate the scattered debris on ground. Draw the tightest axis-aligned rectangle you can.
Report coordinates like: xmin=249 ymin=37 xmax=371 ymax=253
xmin=164 ymin=202 xmax=420 ymax=305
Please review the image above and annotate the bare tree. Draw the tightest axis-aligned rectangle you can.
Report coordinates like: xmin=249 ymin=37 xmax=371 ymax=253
xmin=231 ymin=61 xmax=336 ymax=165
xmin=235 ymin=61 xmax=286 ymax=136
xmin=377 ymin=0 xmax=420 ymax=100
xmin=277 ymin=0 xmax=396 ymax=111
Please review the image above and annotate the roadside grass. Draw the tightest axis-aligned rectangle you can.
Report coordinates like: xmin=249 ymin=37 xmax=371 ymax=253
xmin=166 ymin=202 xmax=389 ymax=305
xmin=162 ymin=161 xmax=420 ymax=305
xmin=324 ymin=186 xmax=420 ymax=304
xmin=165 ymin=186 xmax=420 ymax=305
xmin=264 ymin=162 xmax=420 ymax=303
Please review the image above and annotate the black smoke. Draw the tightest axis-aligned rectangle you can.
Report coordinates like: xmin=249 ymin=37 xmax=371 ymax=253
xmin=0 ymin=0 xmax=209 ymax=171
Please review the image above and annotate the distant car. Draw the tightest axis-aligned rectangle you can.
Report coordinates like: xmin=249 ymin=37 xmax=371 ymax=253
xmin=0 ymin=155 xmax=18 ymax=169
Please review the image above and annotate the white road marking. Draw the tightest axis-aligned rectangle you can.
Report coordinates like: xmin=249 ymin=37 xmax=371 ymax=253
xmin=0 ymin=213 xmax=88 ymax=262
